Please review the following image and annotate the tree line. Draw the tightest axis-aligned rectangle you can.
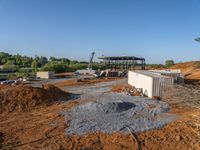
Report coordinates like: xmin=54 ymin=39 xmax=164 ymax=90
xmin=0 ymin=51 xmax=175 ymax=76
xmin=0 ymin=52 xmax=100 ymax=74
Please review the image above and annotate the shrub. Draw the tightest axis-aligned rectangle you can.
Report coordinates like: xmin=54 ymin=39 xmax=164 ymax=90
xmin=165 ymin=60 xmax=174 ymax=68
xmin=42 ymin=61 xmax=68 ymax=73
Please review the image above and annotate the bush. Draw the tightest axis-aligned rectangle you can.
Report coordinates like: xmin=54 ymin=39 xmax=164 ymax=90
xmin=146 ymin=64 xmax=166 ymax=69
xmin=165 ymin=60 xmax=174 ymax=68
xmin=42 ymin=61 xmax=68 ymax=73
xmin=68 ymin=63 xmax=87 ymax=72
xmin=3 ymin=61 xmax=19 ymax=72
xmin=15 ymin=68 xmax=31 ymax=77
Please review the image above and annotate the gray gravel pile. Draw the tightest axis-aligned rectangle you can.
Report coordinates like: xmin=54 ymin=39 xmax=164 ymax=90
xmin=64 ymin=93 xmax=176 ymax=135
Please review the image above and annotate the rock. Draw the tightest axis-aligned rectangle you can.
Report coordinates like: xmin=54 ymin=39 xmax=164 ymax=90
xmin=175 ymin=135 xmax=182 ymax=141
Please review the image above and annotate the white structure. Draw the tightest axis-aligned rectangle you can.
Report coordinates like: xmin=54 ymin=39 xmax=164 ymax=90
xmin=128 ymin=71 xmax=174 ymax=99
xmin=148 ymin=69 xmax=184 ymax=83
xmin=37 ymin=71 xmax=55 ymax=79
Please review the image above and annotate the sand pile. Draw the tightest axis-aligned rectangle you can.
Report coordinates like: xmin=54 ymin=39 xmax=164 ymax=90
xmin=0 ymin=84 xmax=70 ymax=113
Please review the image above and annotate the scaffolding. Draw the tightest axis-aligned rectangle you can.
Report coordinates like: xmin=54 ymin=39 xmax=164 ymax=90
xmin=98 ymin=56 xmax=145 ymax=70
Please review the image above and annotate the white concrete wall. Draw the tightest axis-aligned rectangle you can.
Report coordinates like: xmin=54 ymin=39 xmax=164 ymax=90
xmin=128 ymin=71 xmax=153 ymax=97
xmin=128 ymin=71 xmax=174 ymax=98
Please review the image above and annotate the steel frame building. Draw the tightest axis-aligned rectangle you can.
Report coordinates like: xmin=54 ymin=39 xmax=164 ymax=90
xmin=98 ymin=56 xmax=145 ymax=70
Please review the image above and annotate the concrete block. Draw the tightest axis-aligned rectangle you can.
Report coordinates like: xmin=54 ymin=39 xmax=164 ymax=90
xmin=37 ymin=71 xmax=55 ymax=79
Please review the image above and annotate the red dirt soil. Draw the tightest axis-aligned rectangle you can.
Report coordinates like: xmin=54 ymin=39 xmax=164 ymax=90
xmin=171 ymin=61 xmax=200 ymax=80
xmin=0 ymin=101 xmax=199 ymax=150
xmin=0 ymin=84 xmax=70 ymax=113
xmin=0 ymin=77 xmax=200 ymax=149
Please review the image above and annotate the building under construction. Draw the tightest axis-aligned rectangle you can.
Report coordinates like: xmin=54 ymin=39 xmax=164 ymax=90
xmin=98 ymin=56 xmax=145 ymax=70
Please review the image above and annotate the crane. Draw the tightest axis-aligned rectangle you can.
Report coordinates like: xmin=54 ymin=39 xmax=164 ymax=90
xmin=88 ymin=52 xmax=95 ymax=70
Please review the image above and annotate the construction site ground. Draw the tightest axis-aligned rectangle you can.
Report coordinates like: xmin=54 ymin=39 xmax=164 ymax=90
xmin=0 ymin=76 xmax=200 ymax=150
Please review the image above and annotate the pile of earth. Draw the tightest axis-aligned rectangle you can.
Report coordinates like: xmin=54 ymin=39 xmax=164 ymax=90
xmin=0 ymin=84 xmax=70 ymax=113
xmin=65 ymin=93 xmax=176 ymax=135
xmin=171 ymin=61 xmax=200 ymax=80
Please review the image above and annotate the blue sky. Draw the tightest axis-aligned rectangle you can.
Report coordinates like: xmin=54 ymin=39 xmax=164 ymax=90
xmin=0 ymin=0 xmax=200 ymax=63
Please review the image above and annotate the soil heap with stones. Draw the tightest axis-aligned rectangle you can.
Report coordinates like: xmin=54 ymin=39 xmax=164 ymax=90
xmin=0 ymin=84 xmax=70 ymax=113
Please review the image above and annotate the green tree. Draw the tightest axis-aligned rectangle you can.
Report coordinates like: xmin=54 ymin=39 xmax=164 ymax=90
xmin=14 ymin=53 xmax=22 ymax=65
xmin=3 ymin=60 xmax=16 ymax=71
xmin=165 ymin=60 xmax=174 ymax=68
xmin=36 ymin=56 xmax=48 ymax=67
xmin=0 ymin=52 xmax=10 ymax=65
xmin=21 ymin=56 xmax=33 ymax=67
xmin=42 ymin=61 xmax=68 ymax=73
xmin=31 ymin=60 xmax=38 ymax=73
xmin=49 ymin=56 xmax=58 ymax=62
xmin=70 ymin=60 xmax=79 ymax=64
xmin=61 ymin=58 xmax=70 ymax=65
xmin=195 ymin=37 xmax=200 ymax=42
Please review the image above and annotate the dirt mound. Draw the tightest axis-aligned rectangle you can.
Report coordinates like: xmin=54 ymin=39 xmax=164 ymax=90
xmin=0 ymin=84 xmax=70 ymax=113
xmin=171 ymin=61 xmax=200 ymax=80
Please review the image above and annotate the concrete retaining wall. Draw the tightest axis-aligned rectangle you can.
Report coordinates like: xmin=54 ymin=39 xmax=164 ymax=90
xmin=128 ymin=71 xmax=174 ymax=99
